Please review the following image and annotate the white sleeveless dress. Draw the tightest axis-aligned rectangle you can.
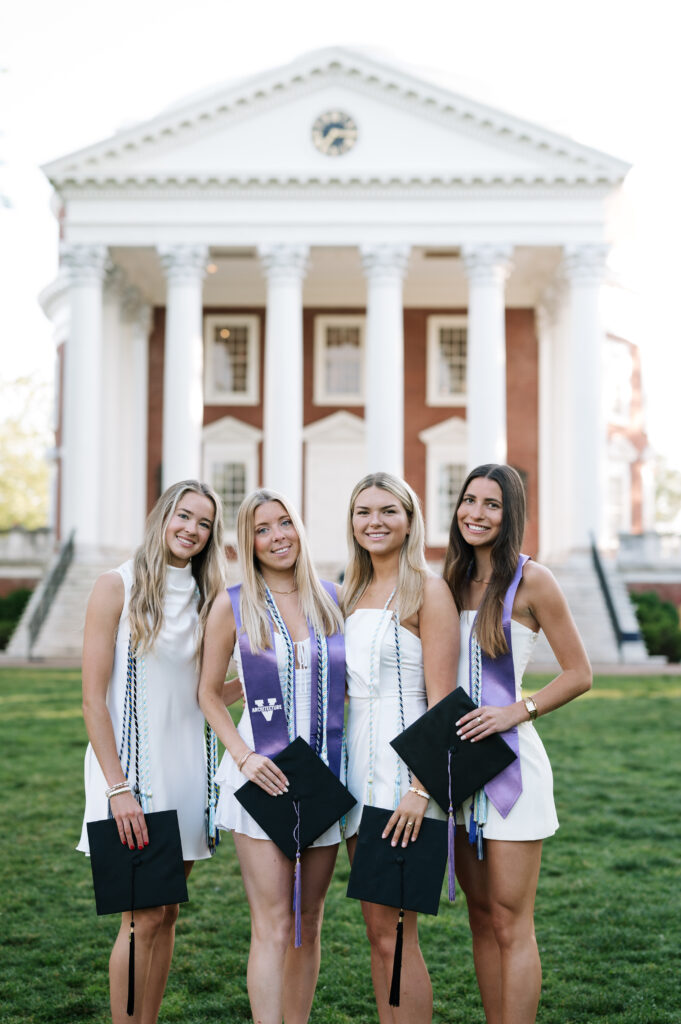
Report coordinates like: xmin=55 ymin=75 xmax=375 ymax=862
xmin=214 ymin=634 xmax=343 ymax=846
xmin=344 ymin=608 xmax=446 ymax=838
xmin=456 ymin=611 xmax=558 ymax=841
xmin=77 ymin=560 xmax=211 ymax=861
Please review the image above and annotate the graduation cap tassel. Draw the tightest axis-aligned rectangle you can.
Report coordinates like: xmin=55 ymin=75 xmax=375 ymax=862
xmin=389 ymin=856 xmax=406 ymax=1007
xmin=447 ymin=751 xmax=456 ymax=902
xmin=293 ymin=800 xmax=302 ymax=948
xmin=126 ymin=918 xmax=135 ymax=1017
xmin=126 ymin=859 xmax=139 ymax=1017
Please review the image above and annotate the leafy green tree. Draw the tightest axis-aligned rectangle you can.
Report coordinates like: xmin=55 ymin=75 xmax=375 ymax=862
xmin=0 ymin=375 xmax=52 ymax=529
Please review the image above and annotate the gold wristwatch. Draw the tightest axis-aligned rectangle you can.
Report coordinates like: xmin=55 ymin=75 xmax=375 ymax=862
xmin=524 ymin=697 xmax=538 ymax=721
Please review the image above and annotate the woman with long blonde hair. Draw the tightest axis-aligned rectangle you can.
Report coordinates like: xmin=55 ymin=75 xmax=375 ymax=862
xmin=79 ymin=479 xmax=226 ymax=1024
xmin=342 ymin=472 xmax=459 ymax=1024
xmin=443 ymin=463 xmax=591 ymax=1024
xmin=199 ymin=488 xmax=346 ymax=1024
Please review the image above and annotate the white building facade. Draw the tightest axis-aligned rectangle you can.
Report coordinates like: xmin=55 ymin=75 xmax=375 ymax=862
xmin=41 ymin=47 xmax=632 ymax=567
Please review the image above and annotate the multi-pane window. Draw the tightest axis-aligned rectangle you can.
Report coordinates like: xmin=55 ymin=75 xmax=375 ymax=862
xmin=204 ymin=315 xmax=260 ymax=405
xmin=438 ymin=463 xmax=466 ymax=535
xmin=314 ymin=315 xmax=365 ymax=405
xmin=212 ymin=461 xmax=247 ymax=531
xmin=213 ymin=325 xmax=249 ymax=394
xmin=427 ymin=316 xmax=468 ymax=406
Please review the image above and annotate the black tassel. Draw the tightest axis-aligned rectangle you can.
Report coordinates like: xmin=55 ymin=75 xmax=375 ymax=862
xmin=389 ymin=909 xmax=405 ymax=1007
xmin=126 ymin=857 xmax=139 ymax=1016
xmin=389 ymin=853 xmax=406 ymax=1008
xmin=126 ymin=918 xmax=135 ymax=1016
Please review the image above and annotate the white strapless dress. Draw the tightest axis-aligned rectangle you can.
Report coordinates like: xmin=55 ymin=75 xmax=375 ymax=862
xmin=344 ymin=608 xmax=446 ymax=838
xmin=456 ymin=611 xmax=558 ymax=841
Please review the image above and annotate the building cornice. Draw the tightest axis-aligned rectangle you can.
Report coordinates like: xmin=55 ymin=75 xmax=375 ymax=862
xmin=42 ymin=47 xmax=630 ymax=191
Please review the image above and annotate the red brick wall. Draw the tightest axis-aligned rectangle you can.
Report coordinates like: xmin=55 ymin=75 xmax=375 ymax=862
xmin=148 ymin=305 xmax=540 ymax=553
xmin=506 ymin=309 xmax=539 ymax=557
xmin=627 ymin=582 xmax=681 ymax=609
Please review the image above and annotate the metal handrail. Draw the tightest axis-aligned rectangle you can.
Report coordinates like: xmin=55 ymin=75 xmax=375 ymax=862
xmin=589 ymin=533 xmax=641 ymax=657
xmin=27 ymin=530 xmax=75 ymax=656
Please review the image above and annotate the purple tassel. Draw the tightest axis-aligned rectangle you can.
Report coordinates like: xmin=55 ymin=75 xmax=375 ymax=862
xmin=293 ymin=853 xmax=302 ymax=948
xmin=292 ymin=800 xmax=302 ymax=948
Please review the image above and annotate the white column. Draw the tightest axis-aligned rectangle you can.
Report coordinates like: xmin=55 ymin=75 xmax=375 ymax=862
xmin=462 ymin=245 xmax=513 ymax=468
xmin=562 ymin=244 xmax=609 ymax=551
xmin=360 ymin=245 xmax=410 ymax=476
xmin=121 ymin=288 xmax=152 ymax=548
xmin=158 ymin=245 xmax=208 ymax=490
xmin=59 ymin=243 xmax=108 ymax=551
xmin=258 ymin=244 xmax=309 ymax=508
xmin=100 ymin=265 xmax=127 ymax=549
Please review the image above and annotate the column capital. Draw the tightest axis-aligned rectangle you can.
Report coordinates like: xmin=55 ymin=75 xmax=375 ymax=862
xmin=258 ymin=244 xmax=309 ymax=283
xmin=561 ymin=244 xmax=609 ymax=285
xmin=158 ymin=245 xmax=209 ymax=284
xmin=462 ymin=244 xmax=513 ymax=286
xmin=104 ymin=263 xmax=128 ymax=299
xmin=122 ymin=286 xmax=152 ymax=335
xmin=360 ymin=244 xmax=410 ymax=282
xmin=60 ymin=243 xmax=109 ymax=286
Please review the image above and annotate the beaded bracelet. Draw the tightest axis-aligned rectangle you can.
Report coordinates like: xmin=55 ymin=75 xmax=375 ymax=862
xmin=408 ymin=786 xmax=430 ymax=801
xmin=105 ymin=783 xmax=131 ymax=799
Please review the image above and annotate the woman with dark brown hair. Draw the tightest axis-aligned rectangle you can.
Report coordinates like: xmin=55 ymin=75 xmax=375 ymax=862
xmin=443 ymin=463 xmax=592 ymax=1024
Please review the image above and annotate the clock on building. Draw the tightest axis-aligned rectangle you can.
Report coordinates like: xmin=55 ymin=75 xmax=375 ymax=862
xmin=311 ymin=110 xmax=358 ymax=156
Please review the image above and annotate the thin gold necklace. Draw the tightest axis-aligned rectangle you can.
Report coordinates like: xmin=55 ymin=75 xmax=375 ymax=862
xmin=268 ymin=586 xmax=297 ymax=595
xmin=472 ymin=577 xmax=490 ymax=584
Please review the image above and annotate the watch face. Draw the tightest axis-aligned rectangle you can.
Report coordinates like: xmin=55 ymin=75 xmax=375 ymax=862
xmin=311 ymin=110 xmax=358 ymax=157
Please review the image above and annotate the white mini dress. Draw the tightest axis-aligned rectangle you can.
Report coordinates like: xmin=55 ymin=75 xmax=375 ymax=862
xmin=77 ymin=560 xmax=211 ymax=861
xmin=456 ymin=611 xmax=559 ymax=841
xmin=214 ymin=633 xmax=344 ymax=846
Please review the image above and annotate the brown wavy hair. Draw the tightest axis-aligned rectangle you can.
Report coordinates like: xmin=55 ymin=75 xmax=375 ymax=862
xmin=442 ymin=464 xmax=526 ymax=657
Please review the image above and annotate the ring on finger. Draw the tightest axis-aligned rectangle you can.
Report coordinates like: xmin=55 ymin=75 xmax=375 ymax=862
xmin=406 ymin=820 xmax=415 ymax=827
xmin=476 ymin=716 xmax=482 ymax=723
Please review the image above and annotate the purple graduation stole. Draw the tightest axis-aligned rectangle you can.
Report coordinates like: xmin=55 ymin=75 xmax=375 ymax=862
xmin=470 ymin=554 xmax=530 ymax=818
xmin=228 ymin=582 xmax=346 ymax=777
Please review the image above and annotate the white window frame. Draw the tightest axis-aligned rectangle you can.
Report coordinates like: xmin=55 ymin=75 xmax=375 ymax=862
xmin=313 ymin=314 xmax=365 ymax=406
xmin=202 ymin=416 xmax=262 ymax=543
xmin=419 ymin=417 xmax=468 ymax=546
xmin=204 ymin=314 xmax=260 ymax=406
xmin=426 ymin=315 xmax=468 ymax=407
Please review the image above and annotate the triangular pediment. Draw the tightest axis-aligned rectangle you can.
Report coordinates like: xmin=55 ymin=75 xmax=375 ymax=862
xmin=43 ymin=48 xmax=628 ymax=190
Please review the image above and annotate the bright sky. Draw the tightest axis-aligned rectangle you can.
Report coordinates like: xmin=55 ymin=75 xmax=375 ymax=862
xmin=1 ymin=0 xmax=678 ymax=464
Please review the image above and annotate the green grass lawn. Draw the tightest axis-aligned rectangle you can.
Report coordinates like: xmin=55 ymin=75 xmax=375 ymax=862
xmin=1 ymin=669 xmax=680 ymax=1023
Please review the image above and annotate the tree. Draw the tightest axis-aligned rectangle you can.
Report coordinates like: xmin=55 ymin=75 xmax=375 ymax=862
xmin=655 ymin=456 xmax=681 ymax=526
xmin=0 ymin=375 xmax=52 ymax=529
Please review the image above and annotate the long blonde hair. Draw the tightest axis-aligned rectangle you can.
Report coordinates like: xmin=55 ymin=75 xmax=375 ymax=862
xmin=128 ymin=480 xmax=226 ymax=657
xmin=341 ymin=472 xmax=428 ymax=621
xmin=236 ymin=488 xmax=343 ymax=652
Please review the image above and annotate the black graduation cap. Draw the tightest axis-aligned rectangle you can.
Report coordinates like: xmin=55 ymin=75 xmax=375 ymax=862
xmin=235 ymin=736 xmax=356 ymax=946
xmin=346 ymin=804 xmax=448 ymax=1006
xmin=390 ymin=686 xmax=517 ymax=814
xmin=87 ymin=809 xmax=188 ymax=1016
xmin=390 ymin=686 xmax=517 ymax=904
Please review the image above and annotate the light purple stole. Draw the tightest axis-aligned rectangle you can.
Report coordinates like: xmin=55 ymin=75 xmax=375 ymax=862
xmin=469 ymin=554 xmax=530 ymax=818
xmin=228 ymin=582 xmax=346 ymax=777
